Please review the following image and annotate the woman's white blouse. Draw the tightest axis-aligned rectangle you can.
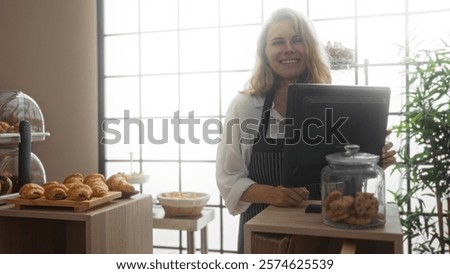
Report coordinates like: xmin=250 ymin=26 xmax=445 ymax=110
xmin=216 ymin=92 xmax=285 ymax=216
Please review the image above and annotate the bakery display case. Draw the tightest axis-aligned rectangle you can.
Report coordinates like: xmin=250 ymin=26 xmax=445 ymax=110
xmin=0 ymin=90 xmax=49 ymax=143
xmin=0 ymin=90 xmax=49 ymax=202
xmin=0 ymin=149 xmax=46 ymax=194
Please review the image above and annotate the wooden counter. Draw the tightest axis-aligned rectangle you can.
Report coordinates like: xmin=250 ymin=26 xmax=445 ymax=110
xmin=244 ymin=201 xmax=403 ymax=254
xmin=0 ymin=194 xmax=153 ymax=254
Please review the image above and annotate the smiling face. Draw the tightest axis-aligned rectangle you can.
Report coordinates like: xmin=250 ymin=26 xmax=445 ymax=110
xmin=264 ymin=20 xmax=307 ymax=85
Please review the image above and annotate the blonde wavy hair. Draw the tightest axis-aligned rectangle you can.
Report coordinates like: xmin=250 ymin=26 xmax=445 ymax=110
xmin=244 ymin=8 xmax=331 ymax=96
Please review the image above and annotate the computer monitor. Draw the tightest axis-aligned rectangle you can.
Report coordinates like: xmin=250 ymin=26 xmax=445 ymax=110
xmin=281 ymin=83 xmax=390 ymax=199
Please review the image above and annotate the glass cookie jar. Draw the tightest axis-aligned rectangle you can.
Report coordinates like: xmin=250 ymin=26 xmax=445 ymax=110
xmin=321 ymin=144 xmax=385 ymax=229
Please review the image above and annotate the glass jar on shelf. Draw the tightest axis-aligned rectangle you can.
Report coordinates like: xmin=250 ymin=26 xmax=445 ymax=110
xmin=321 ymin=144 xmax=385 ymax=229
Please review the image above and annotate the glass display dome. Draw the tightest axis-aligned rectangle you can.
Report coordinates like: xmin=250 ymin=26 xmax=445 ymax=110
xmin=0 ymin=148 xmax=46 ymax=196
xmin=0 ymin=90 xmax=48 ymax=201
xmin=0 ymin=90 xmax=49 ymax=143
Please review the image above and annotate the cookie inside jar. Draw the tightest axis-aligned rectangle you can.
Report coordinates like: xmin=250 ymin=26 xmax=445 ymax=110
xmin=320 ymin=145 xmax=385 ymax=229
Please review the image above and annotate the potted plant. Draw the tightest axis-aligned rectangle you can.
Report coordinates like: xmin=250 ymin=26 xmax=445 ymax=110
xmin=393 ymin=38 xmax=450 ymax=253
xmin=325 ymin=41 xmax=354 ymax=70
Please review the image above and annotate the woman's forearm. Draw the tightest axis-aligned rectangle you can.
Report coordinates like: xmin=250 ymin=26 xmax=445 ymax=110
xmin=241 ymin=184 xmax=309 ymax=207
xmin=240 ymin=184 xmax=275 ymax=204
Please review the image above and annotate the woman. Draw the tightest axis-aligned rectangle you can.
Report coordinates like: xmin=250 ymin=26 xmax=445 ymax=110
xmin=216 ymin=8 xmax=396 ymax=253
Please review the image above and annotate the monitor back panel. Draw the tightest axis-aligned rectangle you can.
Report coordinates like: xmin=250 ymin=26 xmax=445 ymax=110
xmin=281 ymin=84 xmax=390 ymax=190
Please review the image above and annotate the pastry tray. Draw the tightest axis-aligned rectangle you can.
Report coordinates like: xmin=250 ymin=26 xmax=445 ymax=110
xmin=4 ymin=191 xmax=122 ymax=212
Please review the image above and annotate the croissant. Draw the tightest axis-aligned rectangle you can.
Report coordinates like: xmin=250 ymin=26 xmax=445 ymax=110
xmin=67 ymin=184 xmax=93 ymax=201
xmin=82 ymin=173 xmax=108 ymax=197
xmin=106 ymin=174 xmax=135 ymax=192
xmin=83 ymin=173 xmax=105 ymax=184
xmin=65 ymin=182 xmax=84 ymax=190
xmin=19 ymin=183 xmax=44 ymax=199
xmin=91 ymin=182 xmax=108 ymax=197
xmin=44 ymin=183 xmax=68 ymax=200
xmin=85 ymin=180 xmax=108 ymax=197
xmin=63 ymin=173 xmax=83 ymax=185
xmin=42 ymin=181 xmax=59 ymax=191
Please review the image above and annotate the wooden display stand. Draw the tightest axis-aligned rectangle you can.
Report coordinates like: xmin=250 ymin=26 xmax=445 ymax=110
xmin=0 ymin=194 xmax=153 ymax=253
xmin=153 ymin=206 xmax=214 ymax=254
xmin=244 ymin=201 xmax=403 ymax=254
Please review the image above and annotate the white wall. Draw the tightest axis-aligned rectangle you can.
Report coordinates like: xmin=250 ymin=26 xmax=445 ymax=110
xmin=0 ymin=0 xmax=99 ymax=181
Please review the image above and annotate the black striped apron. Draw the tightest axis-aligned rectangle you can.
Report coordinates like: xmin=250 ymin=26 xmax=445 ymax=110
xmin=237 ymin=91 xmax=283 ymax=253
xmin=236 ymin=91 xmax=322 ymax=253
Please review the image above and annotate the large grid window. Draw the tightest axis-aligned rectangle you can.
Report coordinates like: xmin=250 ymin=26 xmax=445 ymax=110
xmin=99 ymin=0 xmax=450 ymax=253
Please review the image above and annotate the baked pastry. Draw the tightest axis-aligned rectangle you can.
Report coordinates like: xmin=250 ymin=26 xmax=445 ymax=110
xmin=83 ymin=173 xmax=108 ymax=197
xmin=83 ymin=173 xmax=105 ymax=184
xmin=329 ymin=195 xmax=354 ymax=211
xmin=326 ymin=195 xmax=354 ymax=222
xmin=64 ymin=182 xmax=84 ymax=190
xmin=323 ymin=191 xmax=355 ymax=223
xmin=84 ymin=176 xmax=109 ymax=197
xmin=42 ymin=181 xmax=60 ymax=191
xmin=353 ymin=192 xmax=379 ymax=219
xmin=106 ymin=174 xmax=135 ymax=192
xmin=0 ymin=175 xmax=13 ymax=195
xmin=63 ymin=173 xmax=83 ymax=185
xmin=67 ymin=184 xmax=93 ymax=201
xmin=323 ymin=190 xmax=380 ymax=225
xmin=44 ymin=183 xmax=68 ymax=200
xmin=19 ymin=183 xmax=44 ymax=199
xmin=0 ymin=121 xmax=10 ymax=133
xmin=322 ymin=190 xmax=343 ymax=209
xmin=7 ymin=122 xmax=20 ymax=133
xmin=89 ymin=181 xmax=108 ymax=197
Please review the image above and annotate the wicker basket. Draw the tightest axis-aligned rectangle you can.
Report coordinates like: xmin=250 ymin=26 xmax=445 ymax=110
xmin=157 ymin=192 xmax=210 ymax=217
xmin=161 ymin=205 xmax=204 ymax=217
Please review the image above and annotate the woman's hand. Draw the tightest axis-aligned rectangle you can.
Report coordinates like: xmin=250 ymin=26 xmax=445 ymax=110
xmin=241 ymin=184 xmax=309 ymax=207
xmin=382 ymin=130 xmax=397 ymax=169
xmin=269 ymin=186 xmax=309 ymax=207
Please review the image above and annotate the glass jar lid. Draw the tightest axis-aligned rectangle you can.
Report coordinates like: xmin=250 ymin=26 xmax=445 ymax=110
xmin=325 ymin=144 xmax=380 ymax=165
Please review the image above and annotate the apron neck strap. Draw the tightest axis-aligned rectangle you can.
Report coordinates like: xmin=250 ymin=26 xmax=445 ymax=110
xmin=257 ymin=91 xmax=276 ymax=137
